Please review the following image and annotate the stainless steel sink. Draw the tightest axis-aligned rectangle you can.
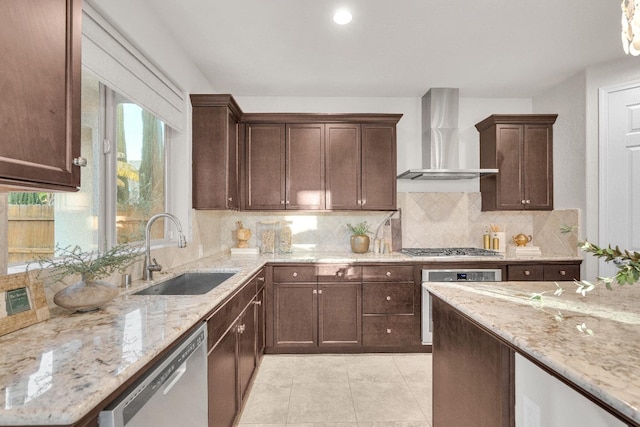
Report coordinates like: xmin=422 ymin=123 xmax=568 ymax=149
xmin=134 ymin=272 xmax=237 ymax=295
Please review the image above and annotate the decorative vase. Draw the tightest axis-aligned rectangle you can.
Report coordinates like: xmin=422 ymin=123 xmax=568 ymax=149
xmin=53 ymin=274 xmax=119 ymax=312
xmin=235 ymin=221 xmax=251 ymax=248
xmin=350 ymin=234 xmax=370 ymax=253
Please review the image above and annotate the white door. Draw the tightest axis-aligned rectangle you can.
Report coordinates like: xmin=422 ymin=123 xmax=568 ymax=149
xmin=600 ymin=83 xmax=640 ymax=279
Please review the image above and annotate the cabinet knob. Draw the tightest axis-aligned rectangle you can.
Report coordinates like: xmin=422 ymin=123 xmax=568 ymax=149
xmin=254 ymin=300 xmax=262 ymax=306
xmin=228 ymin=197 xmax=233 ymax=202
xmin=357 ymin=199 xmax=362 ymax=205
xmin=362 ymin=199 xmax=366 ymax=206
xmin=73 ymin=157 xmax=87 ymax=167
xmin=521 ymin=200 xmax=526 ymax=204
xmin=525 ymin=200 xmax=531 ymax=204
xmin=386 ymin=271 xmax=391 ymax=277
xmin=386 ymin=328 xmax=392 ymax=334
xmin=281 ymin=200 xmax=285 ymax=204
xmin=293 ymin=272 xmax=298 ymax=277
xmin=386 ymin=296 xmax=391 ymax=301
xmin=524 ymin=270 xmax=531 ymax=276
xmin=337 ymin=270 xmax=344 ymax=277
xmin=286 ymin=200 xmax=290 ymax=205
xmin=318 ymin=289 xmax=323 ymax=295
xmin=237 ymin=324 xmax=246 ymax=334
xmin=559 ymin=270 xmax=566 ymax=276
xmin=258 ymin=277 xmax=265 ymax=282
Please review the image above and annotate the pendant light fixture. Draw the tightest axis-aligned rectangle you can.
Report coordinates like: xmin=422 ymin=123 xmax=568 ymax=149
xmin=621 ymin=0 xmax=640 ymax=55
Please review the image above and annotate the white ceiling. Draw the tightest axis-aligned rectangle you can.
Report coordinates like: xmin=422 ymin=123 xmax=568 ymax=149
xmin=149 ymin=0 xmax=626 ymax=98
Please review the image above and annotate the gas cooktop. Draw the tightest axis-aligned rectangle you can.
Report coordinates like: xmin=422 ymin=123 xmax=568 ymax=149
xmin=401 ymin=247 xmax=500 ymax=257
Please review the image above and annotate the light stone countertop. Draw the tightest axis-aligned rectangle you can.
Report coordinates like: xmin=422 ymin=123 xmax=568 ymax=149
xmin=0 ymin=251 xmax=580 ymax=426
xmin=425 ymin=280 xmax=640 ymax=425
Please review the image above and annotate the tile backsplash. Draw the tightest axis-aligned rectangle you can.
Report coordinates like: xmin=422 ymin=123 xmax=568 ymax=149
xmin=196 ymin=192 xmax=579 ymax=257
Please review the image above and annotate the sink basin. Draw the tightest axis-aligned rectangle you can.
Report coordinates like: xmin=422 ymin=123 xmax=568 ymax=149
xmin=134 ymin=272 xmax=237 ymax=295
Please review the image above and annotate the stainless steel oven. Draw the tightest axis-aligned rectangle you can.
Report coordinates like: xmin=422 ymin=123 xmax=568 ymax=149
xmin=421 ymin=268 xmax=502 ymax=345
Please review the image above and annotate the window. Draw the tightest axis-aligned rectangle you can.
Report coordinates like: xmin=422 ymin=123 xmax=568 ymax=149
xmin=7 ymin=69 xmax=171 ymax=267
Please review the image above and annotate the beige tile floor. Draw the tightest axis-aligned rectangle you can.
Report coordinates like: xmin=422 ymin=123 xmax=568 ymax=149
xmin=237 ymin=353 xmax=433 ymax=427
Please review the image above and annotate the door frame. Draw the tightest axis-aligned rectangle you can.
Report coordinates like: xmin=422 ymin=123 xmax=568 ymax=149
xmin=598 ymin=79 xmax=640 ymax=277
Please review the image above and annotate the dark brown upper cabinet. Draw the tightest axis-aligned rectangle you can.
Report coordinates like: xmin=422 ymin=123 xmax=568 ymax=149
xmin=325 ymin=124 xmax=361 ymax=209
xmin=361 ymin=123 xmax=397 ymax=210
xmin=325 ymin=123 xmax=397 ymax=210
xmin=191 ymin=94 xmax=242 ymax=209
xmin=195 ymin=108 xmax=401 ymax=211
xmin=244 ymin=123 xmax=286 ymax=210
xmin=476 ymin=114 xmax=557 ymax=211
xmin=286 ymin=124 xmax=325 ymax=210
xmin=0 ymin=0 xmax=82 ymax=191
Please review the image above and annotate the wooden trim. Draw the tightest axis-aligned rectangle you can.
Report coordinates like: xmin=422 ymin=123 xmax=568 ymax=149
xmin=189 ymin=94 xmax=243 ymax=120
xmin=242 ymin=112 xmax=403 ymax=124
xmin=475 ymin=114 xmax=558 ymax=132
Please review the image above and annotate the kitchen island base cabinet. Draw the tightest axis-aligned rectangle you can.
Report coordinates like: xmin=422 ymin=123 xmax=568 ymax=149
xmin=432 ymin=296 xmax=515 ymax=427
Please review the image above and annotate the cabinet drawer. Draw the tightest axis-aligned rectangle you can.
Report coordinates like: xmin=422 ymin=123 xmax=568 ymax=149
xmin=507 ymin=265 xmax=544 ymax=281
xmin=363 ymin=265 xmax=414 ymax=282
xmin=543 ymin=264 xmax=580 ymax=281
xmin=207 ymin=281 xmax=256 ymax=350
xmin=317 ymin=264 xmax=362 ymax=282
xmin=273 ymin=265 xmax=316 ymax=283
xmin=363 ymin=282 xmax=414 ymax=314
xmin=362 ymin=315 xmax=416 ymax=346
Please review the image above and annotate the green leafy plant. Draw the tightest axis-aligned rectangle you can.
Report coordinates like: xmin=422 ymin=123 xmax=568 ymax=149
xmin=30 ymin=244 xmax=142 ymax=283
xmin=346 ymin=221 xmax=371 ymax=236
xmin=579 ymin=240 xmax=640 ymax=288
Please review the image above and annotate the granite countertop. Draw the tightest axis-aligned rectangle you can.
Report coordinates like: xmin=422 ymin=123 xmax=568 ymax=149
xmin=425 ymin=280 xmax=640 ymax=425
xmin=0 ymin=250 xmax=581 ymax=426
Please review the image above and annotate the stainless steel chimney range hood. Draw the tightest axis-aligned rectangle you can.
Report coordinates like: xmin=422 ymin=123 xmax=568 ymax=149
xmin=397 ymin=88 xmax=498 ymax=180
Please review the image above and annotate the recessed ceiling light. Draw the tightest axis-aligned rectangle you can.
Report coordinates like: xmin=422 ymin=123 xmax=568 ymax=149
xmin=333 ymin=9 xmax=352 ymax=25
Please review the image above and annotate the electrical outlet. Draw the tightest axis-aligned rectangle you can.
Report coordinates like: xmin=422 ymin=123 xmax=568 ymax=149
xmin=523 ymin=394 xmax=541 ymax=427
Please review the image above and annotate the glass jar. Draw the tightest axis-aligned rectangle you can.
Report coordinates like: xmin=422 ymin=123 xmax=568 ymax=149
xmin=257 ymin=221 xmax=277 ymax=254
xmin=278 ymin=221 xmax=293 ymax=254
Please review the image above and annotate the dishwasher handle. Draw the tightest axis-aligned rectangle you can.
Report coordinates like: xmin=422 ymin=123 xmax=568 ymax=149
xmin=163 ymin=362 xmax=187 ymax=395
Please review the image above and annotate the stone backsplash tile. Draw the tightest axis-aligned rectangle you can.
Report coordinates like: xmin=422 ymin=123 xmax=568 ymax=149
xmin=193 ymin=192 xmax=579 ymax=257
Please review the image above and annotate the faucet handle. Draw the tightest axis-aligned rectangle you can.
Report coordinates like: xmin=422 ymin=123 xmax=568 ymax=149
xmin=148 ymin=258 xmax=162 ymax=272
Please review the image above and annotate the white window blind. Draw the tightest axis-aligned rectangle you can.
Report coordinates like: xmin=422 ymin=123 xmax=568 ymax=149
xmin=81 ymin=3 xmax=184 ymax=131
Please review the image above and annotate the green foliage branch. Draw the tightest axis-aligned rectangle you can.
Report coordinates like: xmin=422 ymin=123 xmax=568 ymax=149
xmin=30 ymin=244 xmax=142 ymax=283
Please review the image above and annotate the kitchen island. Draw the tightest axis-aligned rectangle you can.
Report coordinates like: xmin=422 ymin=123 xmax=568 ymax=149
xmin=427 ymin=280 xmax=640 ymax=426
xmin=0 ymin=251 xmax=581 ymax=426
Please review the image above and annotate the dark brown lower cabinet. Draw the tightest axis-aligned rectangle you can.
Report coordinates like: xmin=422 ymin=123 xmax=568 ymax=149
xmin=206 ymin=269 xmax=265 ymax=427
xmin=273 ymin=282 xmax=362 ymax=349
xmin=432 ymin=295 xmax=515 ymax=427
xmin=208 ymin=327 xmax=238 ymax=427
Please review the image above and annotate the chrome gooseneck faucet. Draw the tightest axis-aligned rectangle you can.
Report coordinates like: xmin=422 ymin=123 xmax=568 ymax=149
xmin=143 ymin=212 xmax=187 ymax=280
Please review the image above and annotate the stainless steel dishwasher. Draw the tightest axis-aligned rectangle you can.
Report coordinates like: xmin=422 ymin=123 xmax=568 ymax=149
xmin=99 ymin=323 xmax=208 ymax=427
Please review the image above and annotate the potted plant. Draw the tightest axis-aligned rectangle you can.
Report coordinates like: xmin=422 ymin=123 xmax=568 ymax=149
xmin=32 ymin=244 xmax=142 ymax=312
xmin=346 ymin=221 xmax=372 ymax=253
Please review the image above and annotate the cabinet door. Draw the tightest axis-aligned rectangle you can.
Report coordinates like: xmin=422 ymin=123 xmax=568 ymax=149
xmin=326 ymin=124 xmax=361 ymax=210
xmin=192 ymin=105 xmax=238 ymax=209
xmin=208 ymin=329 xmax=238 ymax=427
xmin=286 ymin=124 xmax=325 ymax=210
xmin=274 ymin=283 xmax=317 ymax=347
xmin=237 ymin=303 xmax=257 ymax=403
xmin=245 ymin=124 xmax=286 ymax=209
xmin=361 ymin=124 xmax=397 ymax=210
xmin=523 ymin=124 xmax=553 ymax=210
xmin=495 ymin=124 xmax=526 ymax=210
xmin=0 ymin=0 xmax=81 ymax=191
xmin=318 ymin=282 xmax=362 ymax=346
